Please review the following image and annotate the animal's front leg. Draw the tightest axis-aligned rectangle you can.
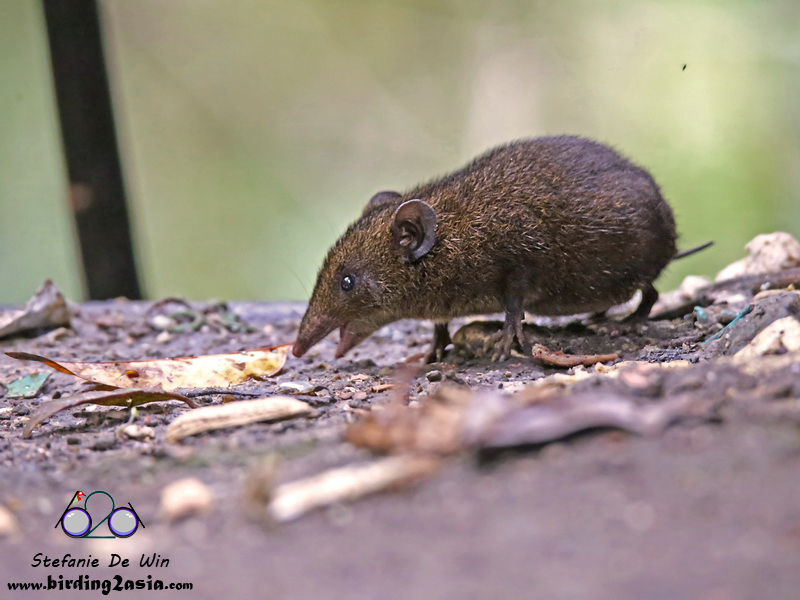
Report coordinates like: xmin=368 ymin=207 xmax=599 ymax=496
xmin=425 ymin=321 xmax=452 ymax=363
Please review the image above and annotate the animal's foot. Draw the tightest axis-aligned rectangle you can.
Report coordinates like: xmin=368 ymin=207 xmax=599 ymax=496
xmin=624 ymin=283 xmax=658 ymax=322
xmin=425 ymin=346 xmax=448 ymax=363
xmin=622 ymin=313 xmax=648 ymax=324
xmin=588 ymin=310 xmax=608 ymax=324
xmin=483 ymin=320 xmax=526 ymax=361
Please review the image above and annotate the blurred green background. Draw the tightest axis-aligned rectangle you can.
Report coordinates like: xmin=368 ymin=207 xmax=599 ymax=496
xmin=1 ymin=0 xmax=798 ymax=305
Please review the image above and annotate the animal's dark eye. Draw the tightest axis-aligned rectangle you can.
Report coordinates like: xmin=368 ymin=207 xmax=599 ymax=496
xmin=341 ymin=275 xmax=355 ymax=292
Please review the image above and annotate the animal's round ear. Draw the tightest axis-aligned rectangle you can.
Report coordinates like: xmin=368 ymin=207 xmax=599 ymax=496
xmin=364 ymin=190 xmax=401 ymax=215
xmin=391 ymin=199 xmax=437 ymax=262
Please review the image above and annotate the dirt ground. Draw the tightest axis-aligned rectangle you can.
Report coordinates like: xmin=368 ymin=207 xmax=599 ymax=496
xmin=1 ymin=285 xmax=800 ymax=599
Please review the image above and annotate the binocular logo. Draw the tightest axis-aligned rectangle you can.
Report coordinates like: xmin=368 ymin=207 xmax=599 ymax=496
xmin=56 ymin=491 xmax=146 ymax=539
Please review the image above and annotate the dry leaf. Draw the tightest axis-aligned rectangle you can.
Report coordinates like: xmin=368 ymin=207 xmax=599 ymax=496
xmin=6 ymin=373 xmax=50 ymax=399
xmin=268 ymin=455 xmax=440 ymax=522
xmin=119 ymin=424 xmax=155 ymax=441
xmin=371 ymin=384 xmax=394 ymax=393
xmin=467 ymin=393 xmax=693 ymax=449
xmin=345 ymin=385 xmax=473 ymax=455
xmin=6 ymin=345 xmax=289 ymax=392
xmin=165 ymin=396 xmax=311 ymax=442
xmin=348 ymin=382 xmax=699 ymax=457
xmin=23 ymin=388 xmax=197 ymax=439
xmin=531 ymin=344 xmax=619 ymax=368
xmin=0 ymin=280 xmax=70 ymax=339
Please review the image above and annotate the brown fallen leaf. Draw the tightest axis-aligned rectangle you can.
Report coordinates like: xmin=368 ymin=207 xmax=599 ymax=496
xmin=267 ymin=455 xmax=441 ymax=522
xmin=23 ymin=388 xmax=197 ymax=439
xmin=345 ymin=385 xmax=473 ymax=455
xmin=531 ymin=343 xmax=619 ymax=368
xmin=165 ymin=396 xmax=311 ymax=442
xmin=465 ymin=393 xmax=694 ymax=450
xmin=6 ymin=345 xmax=289 ymax=392
xmin=348 ymin=380 xmax=701 ymax=457
xmin=0 ymin=280 xmax=70 ymax=339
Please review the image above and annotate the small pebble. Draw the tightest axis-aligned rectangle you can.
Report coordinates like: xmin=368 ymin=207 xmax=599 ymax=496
xmin=149 ymin=314 xmax=174 ymax=330
xmin=336 ymin=386 xmax=357 ymax=400
xmin=120 ymin=424 xmax=155 ymax=441
xmin=159 ymin=478 xmax=213 ymax=522
xmin=278 ymin=381 xmax=315 ymax=395
xmin=620 ymin=367 xmax=663 ymax=397
xmin=693 ymin=306 xmax=710 ymax=324
xmin=306 ymin=395 xmax=334 ymax=407
xmin=12 ymin=404 xmax=30 ymax=416
xmin=353 ymin=391 xmax=368 ymax=402
xmin=426 ymin=370 xmax=443 ymax=382
xmin=0 ymin=504 xmax=20 ymax=538
xmin=66 ymin=436 xmax=81 ymax=445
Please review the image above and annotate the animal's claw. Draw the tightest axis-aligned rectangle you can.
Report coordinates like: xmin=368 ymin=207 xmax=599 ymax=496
xmin=484 ymin=323 xmax=525 ymax=362
xmin=424 ymin=346 xmax=448 ymax=364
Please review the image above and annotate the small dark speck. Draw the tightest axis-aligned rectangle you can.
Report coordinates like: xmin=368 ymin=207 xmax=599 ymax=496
xmin=682 ymin=64 xmax=687 ymax=71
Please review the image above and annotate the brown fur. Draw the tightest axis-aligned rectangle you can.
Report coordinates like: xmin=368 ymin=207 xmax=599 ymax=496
xmin=293 ymin=136 xmax=677 ymax=360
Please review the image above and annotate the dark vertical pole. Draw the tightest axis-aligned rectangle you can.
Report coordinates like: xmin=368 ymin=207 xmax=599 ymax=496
xmin=42 ymin=0 xmax=142 ymax=300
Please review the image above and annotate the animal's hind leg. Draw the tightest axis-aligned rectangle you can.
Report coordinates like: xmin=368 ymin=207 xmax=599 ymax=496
xmin=625 ymin=283 xmax=659 ymax=321
xmin=425 ymin=321 xmax=452 ymax=363
xmin=589 ymin=309 xmax=608 ymax=323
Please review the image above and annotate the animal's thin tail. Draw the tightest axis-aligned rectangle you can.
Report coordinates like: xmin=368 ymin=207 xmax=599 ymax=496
xmin=673 ymin=241 xmax=713 ymax=260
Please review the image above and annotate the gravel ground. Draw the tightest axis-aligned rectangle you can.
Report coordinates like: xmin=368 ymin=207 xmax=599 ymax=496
xmin=1 ymin=290 xmax=799 ymax=600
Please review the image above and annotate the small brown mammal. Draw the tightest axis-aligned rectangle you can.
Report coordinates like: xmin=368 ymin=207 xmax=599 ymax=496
xmin=293 ymin=136 xmax=706 ymax=361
